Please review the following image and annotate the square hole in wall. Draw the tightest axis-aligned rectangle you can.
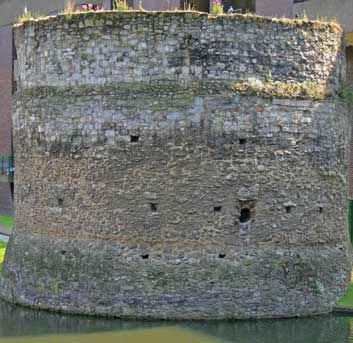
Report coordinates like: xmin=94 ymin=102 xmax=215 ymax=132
xmin=240 ymin=208 xmax=251 ymax=223
xmin=150 ymin=203 xmax=158 ymax=212
xmin=285 ymin=206 xmax=292 ymax=214
xmin=130 ymin=135 xmax=140 ymax=143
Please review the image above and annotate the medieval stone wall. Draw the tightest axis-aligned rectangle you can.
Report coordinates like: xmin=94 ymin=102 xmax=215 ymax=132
xmin=0 ymin=11 xmax=351 ymax=320
xmin=15 ymin=12 xmax=343 ymax=88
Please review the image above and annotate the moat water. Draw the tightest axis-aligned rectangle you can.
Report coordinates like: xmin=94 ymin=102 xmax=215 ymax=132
xmin=0 ymin=299 xmax=351 ymax=343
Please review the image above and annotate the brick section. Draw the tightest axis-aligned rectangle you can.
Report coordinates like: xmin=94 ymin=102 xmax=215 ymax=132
xmin=0 ymin=26 xmax=14 ymax=215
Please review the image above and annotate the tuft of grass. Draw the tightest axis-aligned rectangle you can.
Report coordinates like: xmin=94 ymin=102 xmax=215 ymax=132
xmin=113 ymin=0 xmax=131 ymax=11
xmin=316 ymin=15 xmax=339 ymax=25
xmin=0 ymin=216 xmax=14 ymax=228
xmin=184 ymin=2 xmax=196 ymax=11
xmin=231 ymin=80 xmax=329 ymax=100
xmin=338 ymin=82 xmax=353 ymax=107
xmin=212 ymin=0 xmax=224 ymax=15
xmin=64 ymin=0 xmax=76 ymax=19
xmin=18 ymin=11 xmax=35 ymax=24
xmin=138 ymin=1 xmax=145 ymax=11
xmin=299 ymin=9 xmax=308 ymax=21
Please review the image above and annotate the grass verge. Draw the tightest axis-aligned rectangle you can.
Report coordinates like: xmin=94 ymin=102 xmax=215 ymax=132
xmin=0 ymin=216 xmax=14 ymax=228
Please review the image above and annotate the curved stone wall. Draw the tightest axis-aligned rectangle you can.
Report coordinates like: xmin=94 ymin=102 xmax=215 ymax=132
xmin=15 ymin=12 xmax=343 ymax=88
xmin=1 ymin=12 xmax=351 ymax=319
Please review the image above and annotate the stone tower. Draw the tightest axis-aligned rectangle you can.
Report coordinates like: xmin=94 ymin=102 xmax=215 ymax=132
xmin=1 ymin=11 xmax=351 ymax=319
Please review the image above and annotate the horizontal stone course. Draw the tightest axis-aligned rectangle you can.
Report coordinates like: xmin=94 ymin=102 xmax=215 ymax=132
xmin=14 ymin=12 xmax=343 ymax=90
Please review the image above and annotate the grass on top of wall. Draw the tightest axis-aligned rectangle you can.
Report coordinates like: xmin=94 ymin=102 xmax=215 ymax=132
xmin=0 ymin=216 xmax=14 ymax=228
xmin=14 ymin=9 xmax=342 ymax=34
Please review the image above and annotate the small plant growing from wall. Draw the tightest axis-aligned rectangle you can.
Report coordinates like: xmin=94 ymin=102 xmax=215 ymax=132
xmin=138 ymin=1 xmax=145 ymax=11
xmin=338 ymin=82 xmax=353 ymax=107
xmin=113 ymin=0 xmax=130 ymax=10
xmin=212 ymin=0 xmax=224 ymax=15
xmin=65 ymin=0 xmax=76 ymax=15
xmin=184 ymin=1 xmax=196 ymax=11
xmin=18 ymin=6 xmax=35 ymax=23
xmin=64 ymin=0 xmax=76 ymax=19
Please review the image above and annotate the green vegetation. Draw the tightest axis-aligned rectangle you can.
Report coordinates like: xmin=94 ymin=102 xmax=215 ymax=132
xmin=337 ymin=275 xmax=353 ymax=307
xmin=183 ymin=2 xmax=196 ymax=11
xmin=0 ymin=241 xmax=7 ymax=272
xmin=64 ymin=0 xmax=76 ymax=20
xmin=0 ymin=216 xmax=14 ymax=228
xmin=18 ymin=10 xmax=36 ymax=24
xmin=13 ymin=5 xmax=342 ymax=35
xmin=212 ymin=0 xmax=223 ymax=15
xmin=338 ymin=83 xmax=353 ymax=107
xmin=113 ymin=0 xmax=131 ymax=11
xmin=138 ymin=1 xmax=145 ymax=12
xmin=231 ymin=80 xmax=329 ymax=100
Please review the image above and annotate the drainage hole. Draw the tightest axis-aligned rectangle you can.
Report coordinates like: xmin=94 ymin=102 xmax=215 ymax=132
xmin=150 ymin=203 xmax=158 ymax=212
xmin=130 ymin=135 xmax=140 ymax=143
xmin=240 ymin=208 xmax=251 ymax=223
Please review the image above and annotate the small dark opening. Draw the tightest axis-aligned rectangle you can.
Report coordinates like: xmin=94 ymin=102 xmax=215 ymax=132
xmin=61 ymin=250 xmax=66 ymax=255
xmin=58 ymin=198 xmax=64 ymax=206
xmin=319 ymin=207 xmax=323 ymax=214
xmin=240 ymin=208 xmax=251 ymax=223
xmin=218 ymin=254 xmax=226 ymax=259
xmin=130 ymin=135 xmax=139 ymax=143
xmin=141 ymin=254 xmax=149 ymax=259
xmin=150 ymin=203 xmax=158 ymax=212
xmin=214 ymin=206 xmax=222 ymax=212
xmin=10 ymin=182 xmax=14 ymax=200
xmin=239 ymin=138 xmax=247 ymax=145
xmin=285 ymin=206 xmax=292 ymax=214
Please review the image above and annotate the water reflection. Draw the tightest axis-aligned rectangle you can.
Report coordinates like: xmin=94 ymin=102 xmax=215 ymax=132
xmin=184 ymin=316 xmax=351 ymax=343
xmin=0 ymin=299 xmax=351 ymax=342
xmin=0 ymin=299 xmax=166 ymax=337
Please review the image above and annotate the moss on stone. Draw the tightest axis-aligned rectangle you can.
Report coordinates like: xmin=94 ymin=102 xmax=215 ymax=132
xmin=231 ymin=81 xmax=329 ymax=100
xmin=16 ymin=81 xmax=332 ymax=102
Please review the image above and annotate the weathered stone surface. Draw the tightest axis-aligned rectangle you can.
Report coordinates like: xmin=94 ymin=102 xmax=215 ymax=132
xmin=14 ymin=12 xmax=344 ymax=90
xmin=1 ymin=11 xmax=351 ymax=319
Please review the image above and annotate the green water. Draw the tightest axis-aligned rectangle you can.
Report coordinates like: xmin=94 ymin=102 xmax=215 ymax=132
xmin=0 ymin=299 xmax=351 ymax=342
